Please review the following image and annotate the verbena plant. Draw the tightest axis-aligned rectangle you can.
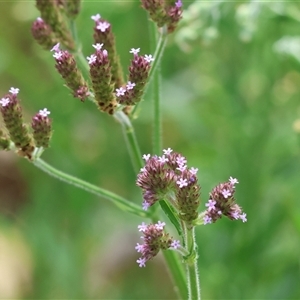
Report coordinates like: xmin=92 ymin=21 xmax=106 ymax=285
xmin=0 ymin=1 xmax=247 ymax=299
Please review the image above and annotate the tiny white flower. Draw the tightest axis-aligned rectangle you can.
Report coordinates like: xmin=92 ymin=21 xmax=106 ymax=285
xmin=92 ymin=43 xmax=103 ymax=51
xmin=158 ymin=155 xmax=169 ymax=163
xmin=91 ymin=13 xmax=101 ymax=22
xmin=190 ymin=167 xmax=198 ymax=175
xmin=203 ymin=215 xmax=212 ymax=225
xmin=96 ymin=21 xmax=110 ymax=32
xmin=0 ymin=97 xmax=10 ymax=107
xmin=138 ymin=222 xmax=147 ymax=232
xmin=115 ymin=87 xmax=126 ymax=97
xmin=126 ymin=81 xmax=136 ymax=90
xmin=39 ymin=108 xmax=50 ymax=117
xmin=170 ymin=240 xmax=181 ymax=249
xmin=53 ymin=51 xmax=63 ymax=60
xmin=163 ymin=148 xmax=173 ymax=155
xmin=176 ymin=164 xmax=186 ymax=172
xmin=155 ymin=221 xmax=165 ymax=230
xmin=142 ymin=154 xmax=151 ymax=161
xmin=130 ymin=48 xmax=140 ymax=55
xmin=240 ymin=213 xmax=247 ymax=223
xmin=9 ymin=87 xmax=19 ymax=95
xmin=50 ymin=43 xmax=60 ymax=52
xmin=222 ymin=189 xmax=231 ymax=199
xmin=176 ymin=178 xmax=188 ymax=188
xmin=144 ymin=54 xmax=154 ymax=63
xmin=87 ymin=54 xmax=97 ymax=64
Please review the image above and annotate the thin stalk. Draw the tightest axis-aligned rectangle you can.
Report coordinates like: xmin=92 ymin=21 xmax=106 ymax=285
xmin=69 ymin=19 xmax=78 ymax=45
xmin=153 ymin=66 xmax=161 ymax=154
xmin=148 ymin=24 xmax=188 ymax=300
xmin=161 ymin=250 xmax=188 ymax=299
xmin=114 ymin=110 xmax=143 ymax=172
xmin=151 ymin=214 xmax=187 ymax=299
xmin=32 ymin=158 xmax=149 ymax=218
xmin=184 ymin=225 xmax=201 ymax=300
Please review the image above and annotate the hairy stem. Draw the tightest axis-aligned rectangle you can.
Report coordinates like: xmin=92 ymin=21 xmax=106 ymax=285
xmin=32 ymin=158 xmax=149 ymax=218
xmin=184 ymin=224 xmax=201 ymax=300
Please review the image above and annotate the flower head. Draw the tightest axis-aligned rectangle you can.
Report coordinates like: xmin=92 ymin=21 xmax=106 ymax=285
xmin=32 ymin=108 xmax=52 ymax=148
xmin=0 ymin=89 xmax=34 ymax=157
xmin=135 ymin=221 xmax=179 ymax=267
xmin=137 ymin=149 xmax=201 ymax=224
xmin=203 ymin=177 xmax=246 ymax=224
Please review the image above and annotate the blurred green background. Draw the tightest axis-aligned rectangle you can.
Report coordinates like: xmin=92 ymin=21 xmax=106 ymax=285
xmin=0 ymin=1 xmax=300 ymax=299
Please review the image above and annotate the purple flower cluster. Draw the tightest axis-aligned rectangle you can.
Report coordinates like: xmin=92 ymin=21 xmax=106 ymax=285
xmin=140 ymin=0 xmax=183 ymax=33
xmin=87 ymin=43 xmax=117 ymax=114
xmin=135 ymin=221 xmax=180 ymax=267
xmin=32 ymin=109 xmax=52 ymax=148
xmin=31 ymin=17 xmax=59 ymax=50
xmin=137 ymin=148 xmax=200 ymax=223
xmin=51 ymin=43 xmax=90 ymax=101
xmin=0 ymin=88 xmax=53 ymax=157
xmin=91 ymin=14 xmax=124 ymax=88
xmin=115 ymin=48 xmax=154 ymax=106
xmin=203 ymin=177 xmax=247 ymax=224
xmin=34 ymin=1 xmax=75 ymax=50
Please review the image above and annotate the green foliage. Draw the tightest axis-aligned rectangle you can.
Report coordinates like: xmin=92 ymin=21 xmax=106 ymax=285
xmin=0 ymin=1 xmax=299 ymax=299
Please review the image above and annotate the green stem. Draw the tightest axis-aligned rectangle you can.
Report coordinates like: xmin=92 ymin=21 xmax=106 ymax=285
xmin=151 ymin=213 xmax=187 ymax=299
xmin=153 ymin=66 xmax=161 ymax=154
xmin=184 ymin=225 xmax=201 ymax=300
xmin=69 ymin=19 xmax=78 ymax=45
xmin=32 ymin=158 xmax=148 ymax=218
xmin=113 ymin=110 xmax=143 ymax=172
xmin=161 ymin=250 xmax=188 ymax=299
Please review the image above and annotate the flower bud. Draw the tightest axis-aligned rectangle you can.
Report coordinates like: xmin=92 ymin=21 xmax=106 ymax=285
xmin=140 ymin=0 xmax=183 ymax=33
xmin=64 ymin=0 xmax=81 ymax=19
xmin=116 ymin=49 xmax=154 ymax=106
xmin=36 ymin=0 xmax=75 ymax=50
xmin=92 ymin=15 xmax=124 ymax=88
xmin=51 ymin=43 xmax=90 ymax=101
xmin=31 ymin=17 xmax=59 ymax=50
xmin=31 ymin=108 xmax=52 ymax=148
xmin=0 ymin=88 xmax=34 ymax=158
xmin=87 ymin=44 xmax=117 ymax=114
